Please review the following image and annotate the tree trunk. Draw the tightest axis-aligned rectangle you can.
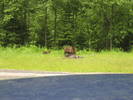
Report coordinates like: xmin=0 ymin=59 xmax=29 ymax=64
xmin=109 ymin=4 xmax=114 ymax=50
xmin=54 ymin=8 xmax=57 ymax=47
xmin=44 ymin=7 xmax=48 ymax=48
xmin=109 ymin=37 xmax=112 ymax=50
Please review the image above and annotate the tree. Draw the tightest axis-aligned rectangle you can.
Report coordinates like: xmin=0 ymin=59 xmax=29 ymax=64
xmin=0 ymin=0 xmax=132 ymax=51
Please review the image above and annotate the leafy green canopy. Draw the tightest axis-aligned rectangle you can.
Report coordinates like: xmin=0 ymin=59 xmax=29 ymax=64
xmin=0 ymin=0 xmax=132 ymax=51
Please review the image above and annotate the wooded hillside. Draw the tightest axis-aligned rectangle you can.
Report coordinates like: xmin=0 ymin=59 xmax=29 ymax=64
xmin=0 ymin=0 xmax=133 ymax=51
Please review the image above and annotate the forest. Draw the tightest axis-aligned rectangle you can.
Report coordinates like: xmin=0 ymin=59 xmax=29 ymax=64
xmin=0 ymin=0 xmax=133 ymax=51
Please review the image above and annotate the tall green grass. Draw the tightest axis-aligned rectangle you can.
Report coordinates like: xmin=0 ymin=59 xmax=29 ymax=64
xmin=0 ymin=46 xmax=133 ymax=73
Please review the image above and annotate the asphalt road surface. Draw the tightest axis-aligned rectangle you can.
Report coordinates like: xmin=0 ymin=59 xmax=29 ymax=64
xmin=0 ymin=74 xmax=133 ymax=100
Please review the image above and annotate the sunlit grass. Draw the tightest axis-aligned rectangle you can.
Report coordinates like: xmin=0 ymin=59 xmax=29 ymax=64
xmin=0 ymin=46 xmax=133 ymax=73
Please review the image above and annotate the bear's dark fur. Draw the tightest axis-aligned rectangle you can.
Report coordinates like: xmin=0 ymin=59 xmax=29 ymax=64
xmin=68 ymin=54 xmax=83 ymax=59
xmin=43 ymin=51 xmax=51 ymax=54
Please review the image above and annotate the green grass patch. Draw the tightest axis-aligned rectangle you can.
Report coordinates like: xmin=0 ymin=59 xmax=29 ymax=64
xmin=0 ymin=46 xmax=133 ymax=73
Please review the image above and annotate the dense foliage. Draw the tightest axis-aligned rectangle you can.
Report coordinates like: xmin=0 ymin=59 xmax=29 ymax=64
xmin=0 ymin=0 xmax=133 ymax=51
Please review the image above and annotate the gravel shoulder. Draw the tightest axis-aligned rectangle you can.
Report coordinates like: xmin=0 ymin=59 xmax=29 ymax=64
xmin=0 ymin=69 xmax=131 ymax=80
xmin=0 ymin=69 xmax=71 ymax=80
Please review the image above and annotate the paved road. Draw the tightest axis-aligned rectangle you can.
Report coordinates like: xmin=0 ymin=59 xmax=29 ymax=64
xmin=0 ymin=74 xmax=133 ymax=100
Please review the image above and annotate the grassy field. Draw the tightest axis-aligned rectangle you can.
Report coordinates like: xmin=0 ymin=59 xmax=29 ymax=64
xmin=0 ymin=46 xmax=133 ymax=73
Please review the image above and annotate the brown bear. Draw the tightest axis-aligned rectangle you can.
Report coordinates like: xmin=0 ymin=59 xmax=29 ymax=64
xmin=64 ymin=46 xmax=76 ymax=57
